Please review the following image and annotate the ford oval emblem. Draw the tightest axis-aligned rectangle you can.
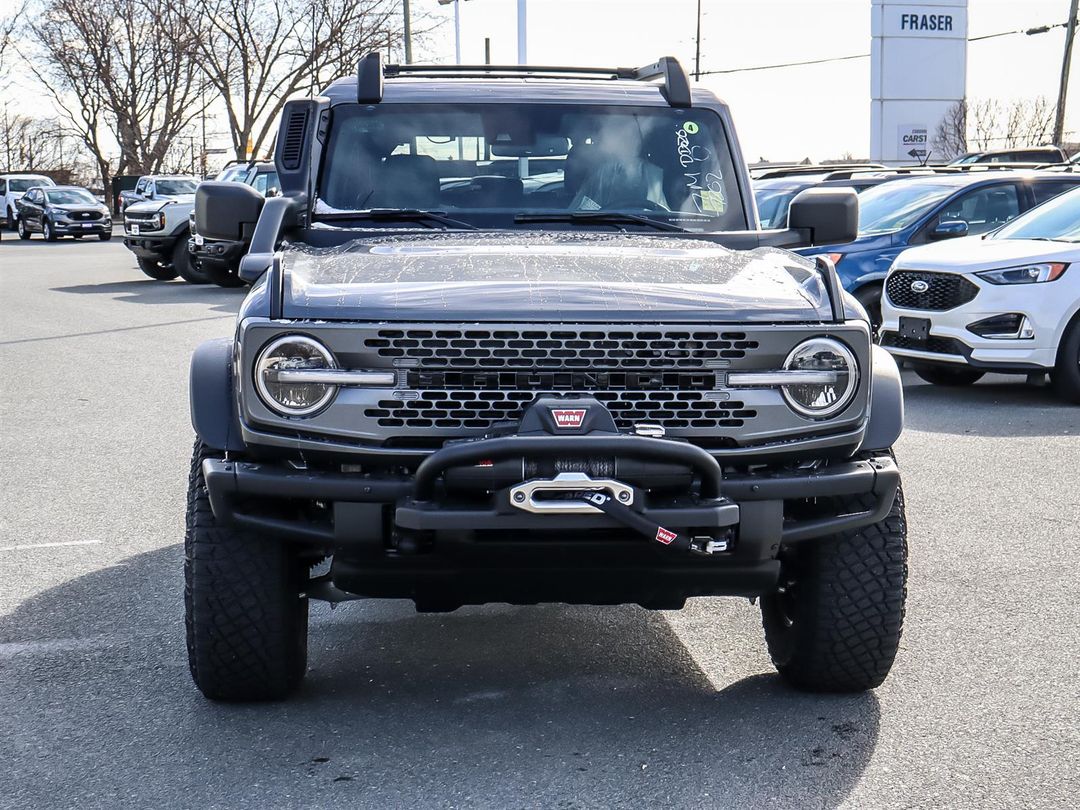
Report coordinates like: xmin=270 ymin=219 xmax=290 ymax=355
xmin=910 ymin=280 xmax=930 ymax=294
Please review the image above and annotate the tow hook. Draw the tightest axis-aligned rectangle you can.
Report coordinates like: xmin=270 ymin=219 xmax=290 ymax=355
xmin=580 ymin=492 xmax=729 ymax=555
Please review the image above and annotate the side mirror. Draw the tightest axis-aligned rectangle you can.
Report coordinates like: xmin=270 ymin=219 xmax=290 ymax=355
xmin=787 ymin=187 xmax=859 ymax=246
xmin=195 ymin=181 xmax=265 ymax=243
xmin=930 ymin=220 xmax=969 ymax=240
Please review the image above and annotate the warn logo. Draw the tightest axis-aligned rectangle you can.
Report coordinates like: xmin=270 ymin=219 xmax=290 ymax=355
xmin=551 ymin=408 xmax=587 ymax=429
xmin=655 ymin=527 xmax=678 ymax=545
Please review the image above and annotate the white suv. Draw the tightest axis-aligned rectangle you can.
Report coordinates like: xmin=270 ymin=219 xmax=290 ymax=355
xmin=880 ymin=186 xmax=1080 ymax=402
xmin=1 ymin=174 xmax=55 ymax=229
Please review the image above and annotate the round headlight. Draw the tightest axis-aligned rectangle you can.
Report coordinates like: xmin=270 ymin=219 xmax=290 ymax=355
xmin=255 ymin=335 xmax=337 ymax=416
xmin=781 ymin=338 xmax=858 ymax=419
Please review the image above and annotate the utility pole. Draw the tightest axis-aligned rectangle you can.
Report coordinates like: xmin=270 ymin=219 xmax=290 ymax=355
xmin=403 ymin=0 xmax=413 ymax=63
xmin=1053 ymin=0 xmax=1078 ymax=146
xmin=694 ymin=0 xmax=702 ymax=79
xmin=517 ymin=0 xmax=527 ymax=63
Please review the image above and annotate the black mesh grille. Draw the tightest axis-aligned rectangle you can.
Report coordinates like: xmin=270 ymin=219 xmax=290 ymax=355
xmin=280 ymin=109 xmax=309 ymax=170
xmin=886 ymin=270 xmax=979 ymax=311
xmin=880 ymin=331 xmax=969 ymax=356
xmin=365 ymin=328 xmax=760 ymax=369
xmin=366 ymin=390 xmax=757 ymax=431
xmin=68 ymin=210 xmax=102 ymax=221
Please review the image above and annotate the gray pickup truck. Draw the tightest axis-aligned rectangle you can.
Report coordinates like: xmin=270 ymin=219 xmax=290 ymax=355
xmin=187 ymin=55 xmax=907 ymax=701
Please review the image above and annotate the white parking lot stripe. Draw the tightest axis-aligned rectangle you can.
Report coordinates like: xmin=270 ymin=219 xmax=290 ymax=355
xmin=0 ymin=540 xmax=101 ymax=552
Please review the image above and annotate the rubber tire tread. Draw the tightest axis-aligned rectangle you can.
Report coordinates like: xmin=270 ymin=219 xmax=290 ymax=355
xmin=762 ymin=483 xmax=908 ymax=692
xmin=1052 ymin=318 xmax=1080 ymax=403
xmin=185 ymin=439 xmax=309 ymax=701
xmin=174 ymin=239 xmax=212 ymax=284
xmin=137 ymin=257 xmax=179 ymax=280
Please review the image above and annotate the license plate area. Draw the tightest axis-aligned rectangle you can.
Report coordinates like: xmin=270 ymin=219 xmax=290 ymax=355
xmin=899 ymin=316 xmax=931 ymax=343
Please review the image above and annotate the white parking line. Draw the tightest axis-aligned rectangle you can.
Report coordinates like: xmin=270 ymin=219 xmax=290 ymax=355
xmin=0 ymin=540 xmax=101 ymax=552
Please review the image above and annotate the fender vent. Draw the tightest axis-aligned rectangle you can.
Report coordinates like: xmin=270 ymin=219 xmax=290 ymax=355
xmin=280 ymin=108 xmax=309 ymax=170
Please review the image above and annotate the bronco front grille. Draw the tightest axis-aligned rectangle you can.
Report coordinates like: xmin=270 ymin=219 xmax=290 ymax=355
xmin=367 ymin=390 xmax=757 ymax=432
xmin=886 ymin=270 xmax=979 ymax=311
xmin=365 ymin=328 xmax=760 ymax=369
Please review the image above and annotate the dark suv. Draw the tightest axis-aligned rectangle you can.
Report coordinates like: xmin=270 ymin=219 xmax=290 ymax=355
xmin=186 ymin=55 xmax=907 ymax=701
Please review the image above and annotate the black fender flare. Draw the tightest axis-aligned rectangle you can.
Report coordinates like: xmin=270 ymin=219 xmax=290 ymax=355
xmin=863 ymin=345 xmax=904 ymax=451
xmin=189 ymin=337 xmax=246 ymax=452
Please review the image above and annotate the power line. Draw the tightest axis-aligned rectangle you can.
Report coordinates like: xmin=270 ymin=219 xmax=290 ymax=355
xmin=695 ymin=19 xmax=1074 ymax=77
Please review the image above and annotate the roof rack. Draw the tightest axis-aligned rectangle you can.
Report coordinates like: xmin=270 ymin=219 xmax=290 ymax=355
xmin=356 ymin=52 xmax=692 ymax=107
xmin=750 ymin=163 xmax=887 ymax=180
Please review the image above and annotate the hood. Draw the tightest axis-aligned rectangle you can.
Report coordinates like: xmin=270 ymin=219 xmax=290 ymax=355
xmin=794 ymin=231 xmax=896 ymax=258
xmin=125 ymin=195 xmax=195 ymax=215
xmin=895 ymin=236 xmax=1080 ymax=274
xmin=52 ymin=202 xmax=108 ymax=213
xmin=280 ymin=232 xmax=833 ymax=323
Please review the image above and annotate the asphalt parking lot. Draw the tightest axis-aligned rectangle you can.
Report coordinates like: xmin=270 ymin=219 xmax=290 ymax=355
xmin=1 ymin=235 xmax=1077 ymax=810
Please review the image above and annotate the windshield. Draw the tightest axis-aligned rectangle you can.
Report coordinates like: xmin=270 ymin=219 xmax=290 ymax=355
xmin=156 ymin=179 xmax=196 ymax=195
xmin=857 ymin=181 xmax=956 ymax=235
xmin=316 ymin=103 xmax=746 ymax=231
xmin=10 ymin=178 xmax=51 ymax=192
xmin=994 ymin=188 xmax=1080 ymax=242
xmin=46 ymin=189 xmax=96 ymax=205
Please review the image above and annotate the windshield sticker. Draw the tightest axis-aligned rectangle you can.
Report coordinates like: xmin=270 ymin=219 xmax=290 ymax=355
xmin=676 ymin=123 xmax=727 ymax=214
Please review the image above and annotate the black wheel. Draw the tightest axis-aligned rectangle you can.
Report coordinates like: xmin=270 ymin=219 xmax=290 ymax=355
xmin=202 ymin=261 xmax=247 ymax=288
xmin=1052 ymin=319 xmax=1080 ymax=404
xmin=98 ymin=232 xmax=113 ymax=242
xmin=137 ymin=256 xmax=179 ymax=281
xmin=173 ymin=239 xmax=211 ymax=284
xmin=912 ymin=364 xmax=985 ymax=386
xmin=185 ymin=439 xmax=309 ymax=701
xmin=762 ymin=481 xmax=908 ymax=692
xmin=17 ymin=217 xmax=31 ymax=240
xmin=854 ymin=284 xmax=882 ymax=334
xmin=43 ymin=219 xmax=58 ymax=242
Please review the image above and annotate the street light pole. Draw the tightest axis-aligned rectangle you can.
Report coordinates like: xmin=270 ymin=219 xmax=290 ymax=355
xmin=694 ymin=0 xmax=702 ymax=79
xmin=403 ymin=0 xmax=413 ymax=63
xmin=1053 ymin=0 xmax=1078 ymax=146
xmin=517 ymin=0 xmax=527 ymax=64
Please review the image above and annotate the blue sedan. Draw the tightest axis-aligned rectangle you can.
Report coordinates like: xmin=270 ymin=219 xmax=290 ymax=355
xmin=796 ymin=171 xmax=1080 ymax=326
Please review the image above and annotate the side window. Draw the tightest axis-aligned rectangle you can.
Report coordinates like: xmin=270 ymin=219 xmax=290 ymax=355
xmin=146 ymin=181 xmax=155 ymax=197
xmin=1033 ymin=182 xmax=1080 ymax=206
xmin=134 ymin=178 xmax=147 ymax=194
xmin=937 ymin=184 xmax=1020 ymax=234
xmin=0 ymin=180 xmax=6 ymax=195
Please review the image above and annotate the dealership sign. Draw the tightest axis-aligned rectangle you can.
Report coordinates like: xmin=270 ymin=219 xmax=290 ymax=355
xmin=871 ymin=0 xmax=968 ymax=163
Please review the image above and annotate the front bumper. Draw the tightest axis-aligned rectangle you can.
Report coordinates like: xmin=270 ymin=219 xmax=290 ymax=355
xmin=53 ymin=220 xmax=110 ymax=235
xmin=201 ymin=428 xmax=898 ymax=606
xmin=880 ymin=274 xmax=1064 ymax=371
xmin=189 ymin=236 xmax=245 ymax=268
xmin=123 ymin=234 xmax=176 ymax=260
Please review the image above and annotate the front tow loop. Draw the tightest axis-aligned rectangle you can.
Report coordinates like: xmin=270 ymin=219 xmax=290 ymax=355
xmin=580 ymin=492 xmax=729 ymax=555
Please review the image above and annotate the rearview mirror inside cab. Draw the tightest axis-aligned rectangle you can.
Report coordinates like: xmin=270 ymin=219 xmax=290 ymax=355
xmin=930 ymin=220 xmax=969 ymax=240
xmin=195 ymin=182 xmax=264 ymax=244
xmin=787 ymin=187 xmax=859 ymax=246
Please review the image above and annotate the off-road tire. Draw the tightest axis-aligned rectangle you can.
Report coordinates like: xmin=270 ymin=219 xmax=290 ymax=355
xmin=762 ymin=482 xmax=908 ymax=692
xmin=185 ymin=439 xmax=309 ymax=701
xmin=43 ymin=219 xmax=57 ymax=242
xmin=137 ymin=257 xmax=179 ymax=281
xmin=913 ymin=364 xmax=984 ymax=387
xmin=203 ymin=260 xmax=247 ymax=288
xmin=1052 ymin=318 xmax=1080 ymax=403
xmin=173 ymin=239 xmax=211 ymax=284
xmin=854 ymin=283 xmax=882 ymax=333
xmin=17 ymin=218 xmax=31 ymax=239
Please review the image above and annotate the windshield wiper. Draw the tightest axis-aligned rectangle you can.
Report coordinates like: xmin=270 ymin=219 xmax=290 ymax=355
xmin=316 ymin=208 xmax=478 ymax=230
xmin=514 ymin=211 xmax=690 ymax=233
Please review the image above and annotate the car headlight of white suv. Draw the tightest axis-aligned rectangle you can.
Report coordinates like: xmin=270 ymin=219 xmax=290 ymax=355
xmin=977 ymin=262 xmax=1068 ymax=285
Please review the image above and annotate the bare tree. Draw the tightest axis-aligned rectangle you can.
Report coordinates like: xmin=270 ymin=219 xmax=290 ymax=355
xmin=23 ymin=0 xmax=208 ymax=196
xmin=933 ymin=101 xmax=968 ymax=160
xmin=191 ymin=0 xmax=405 ymax=161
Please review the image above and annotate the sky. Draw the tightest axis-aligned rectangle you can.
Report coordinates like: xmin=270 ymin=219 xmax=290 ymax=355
xmin=2 ymin=0 xmax=1077 ymax=164
xmin=412 ymin=0 xmax=1078 ymax=161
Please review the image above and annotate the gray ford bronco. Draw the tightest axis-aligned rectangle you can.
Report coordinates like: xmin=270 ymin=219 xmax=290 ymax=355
xmin=187 ymin=55 xmax=907 ymax=701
